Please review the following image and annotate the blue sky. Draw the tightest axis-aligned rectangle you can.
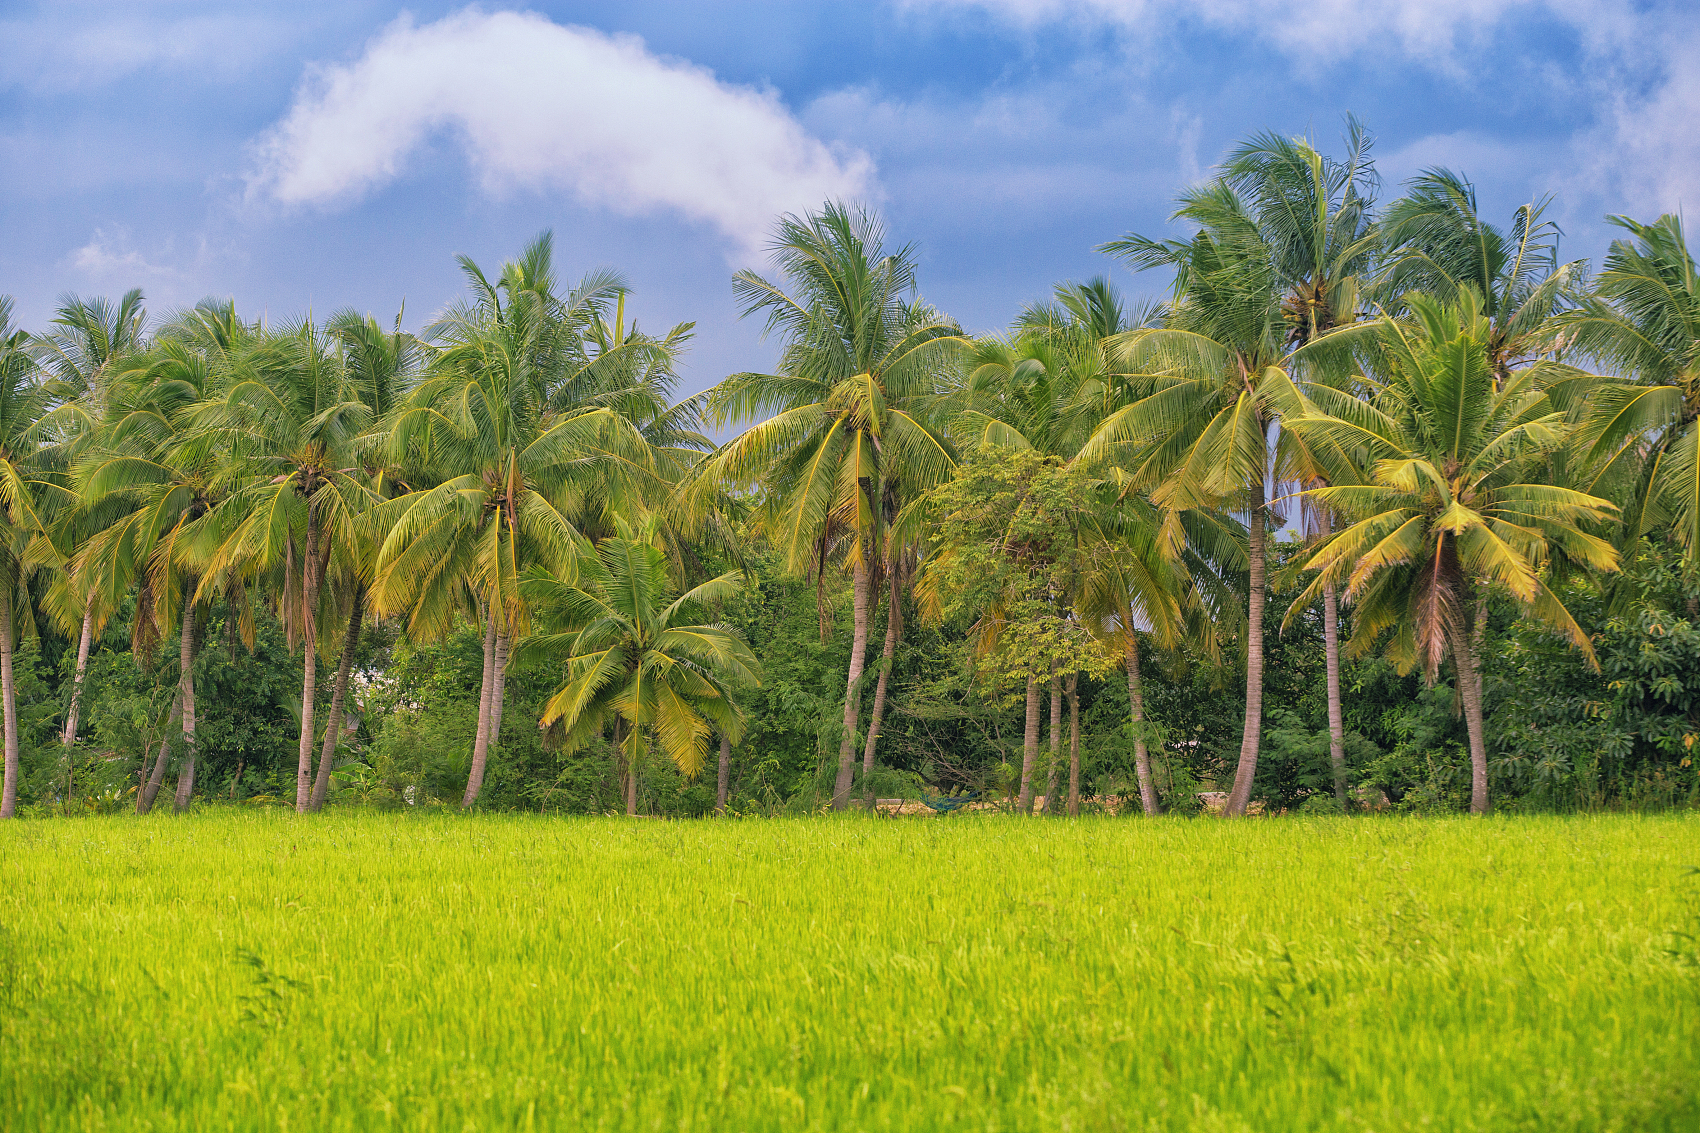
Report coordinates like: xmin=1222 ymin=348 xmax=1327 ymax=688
xmin=4 ymin=0 xmax=1697 ymax=397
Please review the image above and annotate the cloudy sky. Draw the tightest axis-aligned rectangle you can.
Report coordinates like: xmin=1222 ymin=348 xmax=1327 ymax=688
xmin=4 ymin=0 xmax=1697 ymax=395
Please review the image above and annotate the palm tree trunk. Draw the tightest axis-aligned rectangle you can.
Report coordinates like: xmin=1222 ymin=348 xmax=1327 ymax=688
xmin=488 ymin=630 xmax=509 ymax=754
xmin=1127 ymin=611 xmax=1157 ymax=817
xmin=461 ymin=612 xmax=499 ymax=809
xmin=1226 ymin=504 xmax=1267 ymax=817
xmin=860 ymin=567 xmax=901 ymax=805
xmin=1449 ymin=619 xmax=1490 ymax=815
xmin=0 ymin=589 xmax=19 ymax=820
xmin=136 ymin=691 xmax=182 ymax=815
xmin=1042 ymin=670 xmax=1062 ymax=815
xmin=172 ymin=594 xmax=198 ymax=814
xmin=625 ymin=733 xmax=641 ymax=816
xmin=293 ymin=517 xmax=320 ymax=813
xmin=831 ymin=555 xmax=872 ymax=810
xmin=62 ymin=603 xmax=94 ymax=748
xmin=1066 ymin=672 xmax=1081 ymax=817
xmin=1018 ymin=673 xmax=1040 ymax=814
xmin=309 ymin=591 xmax=364 ymax=812
xmin=1323 ymin=581 xmax=1348 ymax=809
xmin=716 ymin=733 xmax=731 ymax=815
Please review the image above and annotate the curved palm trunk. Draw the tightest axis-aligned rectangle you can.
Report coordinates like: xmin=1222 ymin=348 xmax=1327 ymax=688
xmin=1018 ymin=673 xmax=1041 ymax=814
xmin=1127 ymin=612 xmax=1158 ymax=817
xmin=0 ymin=590 xmax=19 ymax=819
xmin=831 ymin=556 xmax=872 ymax=810
xmin=1042 ymin=671 xmax=1062 ymax=815
xmin=488 ymin=630 xmax=510 ymax=754
xmin=461 ymin=613 xmax=499 ymax=809
xmin=293 ymin=518 xmax=321 ymax=813
xmin=1225 ymin=505 xmax=1267 ymax=817
xmin=1323 ymin=581 xmax=1348 ymax=809
xmin=716 ymin=733 xmax=731 ymax=815
xmin=62 ymin=604 xmax=94 ymax=748
xmin=1066 ymin=673 xmax=1081 ymax=817
xmin=1449 ymin=618 xmax=1490 ymax=814
xmin=309 ymin=591 xmax=365 ymax=812
xmin=136 ymin=691 xmax=182 ymax=815
xmin=860 ymin=568 xmax=901 ymax=805
xmin=625 ymin=731 xmax=642 ymax=816
xmin=172 ymin=595 xmax=198 ymax=814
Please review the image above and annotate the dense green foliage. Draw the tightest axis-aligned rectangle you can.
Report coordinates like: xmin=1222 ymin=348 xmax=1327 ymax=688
xmin=5 ymin=811 xmax=1698 ymax=1131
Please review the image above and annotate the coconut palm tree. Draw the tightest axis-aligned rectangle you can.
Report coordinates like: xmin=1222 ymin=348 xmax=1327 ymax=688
xmin=373 ymin=234 xmax=655 ymax=808
xmin=701 ymin=202 xmax=963 ymax=810
xmin=1085 ymin=178 xmax=1303 ymax=816
xmin=0 ymin=300 xmax=56 ymax=818
xmin=76 ymin=332 xmax=235 ymax=814
xmin=1222 ymin=124 xmax=1382 ymax=809
xmin=193 ymin=317 xmax=377 ymax=812
xmin=33 ymin=290 xmax=150 ymax=751
xmin=1558 ymin=215 xmax=1700 ymax=577
xmin=1378 ymin=169 xmax=1584 ymax=385
xmin=521 ymin=517 xmax=760 ymax=814
xmin=1287 ymin=291 xmax=1619 ymax=813
xmin=302 ymin=309 xmax=426 ymax=812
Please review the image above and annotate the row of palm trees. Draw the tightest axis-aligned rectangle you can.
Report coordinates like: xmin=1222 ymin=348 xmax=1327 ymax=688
xmin=0 ymin=123 xmax=1694 ymax=820
xmin=700 ymin=127 xmax=1700 ymax=817
xmin=0 ymin=235 xmax=736 ymax=818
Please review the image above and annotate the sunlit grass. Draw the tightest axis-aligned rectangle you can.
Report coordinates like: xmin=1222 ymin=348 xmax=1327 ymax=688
xmin=3 ymin=810 xmax=1697 ymax=1131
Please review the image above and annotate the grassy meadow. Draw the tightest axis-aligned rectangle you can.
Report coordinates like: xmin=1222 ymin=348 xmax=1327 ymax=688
xmin=3 ymin=811 xmax=1698 ymax=1132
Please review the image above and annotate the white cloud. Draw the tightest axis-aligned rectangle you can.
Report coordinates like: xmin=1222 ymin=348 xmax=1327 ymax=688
xmin=248 ymin=8 xmax=875 ymax=256
xmin=70 ymin=227 xmax=177 ymax=281
xmin=1570 ymin=24 xmax=1700 ymax=219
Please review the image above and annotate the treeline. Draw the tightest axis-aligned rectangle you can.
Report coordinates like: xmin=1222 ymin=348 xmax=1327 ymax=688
xmin=1 ymin=121 xmax=1697 ymax=819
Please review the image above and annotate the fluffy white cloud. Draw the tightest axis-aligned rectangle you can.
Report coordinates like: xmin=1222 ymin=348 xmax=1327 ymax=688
xmin=248 ymin=8 xmax=875 ymax=255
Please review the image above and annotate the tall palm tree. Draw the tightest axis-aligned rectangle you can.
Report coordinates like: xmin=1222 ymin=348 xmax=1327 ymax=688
xmin=702 ymin=202 xmax=963 ymax=809
xmin=195 ymin=317 xmax=375 ymax=812
xmin=1086 ymin=179 xmax=1302 ymax=816
xmin=1378 ymin=169 xmax=1583 ymax=385
xmin=521 ymin=517 xmax=760 ymax=814
xmin=1288 ymin=292 xmax=1619 ymax=813
xmin=1559 ymin=215 xmax=1700 ymax=576
xmin=303 ymin=309 xmax=425 ymax=812
xmin=76 ymin=329 xmax=235 ymax=814
xmin=0 ymin=299 xmax=55 ymax=819
xmin=374 ymin=233 xmax=654 ymax=808
xmin=33 ymin=290 xmax=150 ymax=751
xmin=1222 ymin=124 xmax=1381 ymax=809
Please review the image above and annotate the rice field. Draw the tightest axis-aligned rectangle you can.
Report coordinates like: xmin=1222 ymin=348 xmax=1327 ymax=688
xmin=3 ymin=810 xmax=1697 ymax=1132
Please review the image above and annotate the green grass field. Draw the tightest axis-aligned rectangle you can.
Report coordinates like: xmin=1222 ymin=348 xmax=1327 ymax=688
xmin=3 ymin=812 xmax=1698 ymax=1132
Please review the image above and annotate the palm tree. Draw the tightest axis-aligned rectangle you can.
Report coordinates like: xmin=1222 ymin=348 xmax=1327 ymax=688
xmin=373 ymin=233 xmax=655 ymax=808
xmin=0 ymin=300 xmax=55 ymax=819
xmin=301 ymin=309 xmax=424 ymax=811
xmin=1559 ymin=215 xmax=1700 ymax=579
xmin=1086 ymin=178 xmax=1301 ymax=816
xmin=521 ymin=518 xmax=760 ymax=813
xmin=1222 ymin=124 xmax=1381 ymax=809
xmin=702 ymin=202 xmax=963 ymax=810
xmin=1379 ymin=169 xmax=1584 ymax=385
xmin=193 ymin=317 xmax=376 ymax=812
xmin=75 ymin=326 xmax=238 ymax=813
xmin=33 ymin=290 xmax=150 ymax=751
xmin=1287 ymin=292 xmax=1619 ymax=813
